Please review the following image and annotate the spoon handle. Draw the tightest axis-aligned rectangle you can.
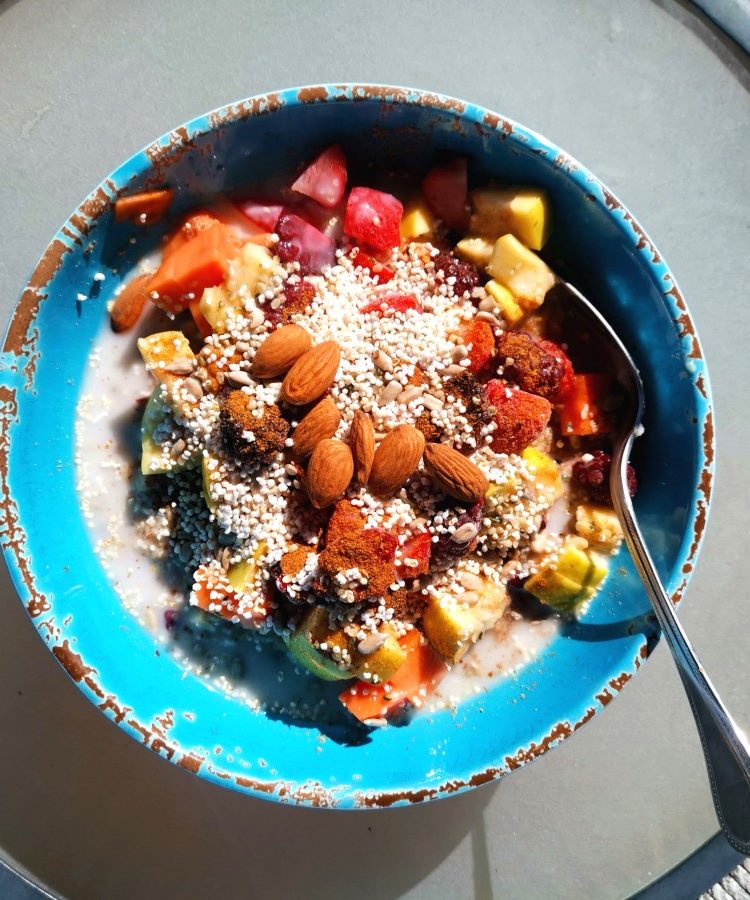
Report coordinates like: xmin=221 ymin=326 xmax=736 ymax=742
xmin=611 ymin=445 xmax=750 ymax=854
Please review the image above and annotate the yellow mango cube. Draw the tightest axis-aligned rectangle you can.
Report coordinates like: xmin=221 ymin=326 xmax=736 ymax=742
xmin=486 ymin=235 xmax=556 ymax=311
xmin=575 ymin=504 xmax=624 ymax=552
xmin=470 ymin=186 xmax=551 ymax=250
xmin=485 ymin=279 xmax=525 ymax=324
xmin=401 ymin=198 xmax=436 ymax=240
xmin=455 ymin=236 xmax=494 ymax=267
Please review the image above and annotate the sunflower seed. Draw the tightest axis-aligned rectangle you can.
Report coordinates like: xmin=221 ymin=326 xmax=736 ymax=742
xmin=373 ymin=349 xmax=394 ymax=372
xmin=421 ymin=393 xmax=444 ymax=411
xmin=171 ymin=438 xmax=186 ymax=457
xmin=225 ymin=370 xmax=252 ymax=388
xmin=284 ymin=463 xmax=298 ymax=477
xmin=451 ymin=523 xmax=478 ymax=544
xmin=397 ymin=385 xmax=425 ymax=404
xmin=459 ymin=571 xmax=484 ymax=591
xmin=476 ymin=311 xmax=502 ymax=326
xmin=380 ymin=380 xmax=402 ymax=402
xmin=460 ymin=591 xmax=480 ymax=606
xmin=362 ymin=717 xmax=388 ymax=728
xmin=216 ymin=371 xmax=225 ymax=386
xmin=478 ymin=297 xmax=496 ymax=312
xmin=451 ymin=345 xmax=468 ymax=362
xmin=249 ymin=308 xmax=265 ymax=329
xmin=217 ymin=547 xmax=232 ymax=571
xmin=445 ymin=364 xmax=466 ymax=376
xmin=164 ymin=358 xmax=196 ymax=375
xmin=183 ymin=377 xmax=203 ymax=401
xmin=270 ymin=297 xmax=284 ymax=310
xmin=357 ymin=632 xmax=388 ymax=656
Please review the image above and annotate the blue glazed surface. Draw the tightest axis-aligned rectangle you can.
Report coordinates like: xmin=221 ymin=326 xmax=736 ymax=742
xmin=0 ymin=85 xmax=713 ymax=808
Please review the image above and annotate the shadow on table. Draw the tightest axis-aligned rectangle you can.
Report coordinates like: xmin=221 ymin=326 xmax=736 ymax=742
xmin=0 ymin=561 xmax=505 ymax=899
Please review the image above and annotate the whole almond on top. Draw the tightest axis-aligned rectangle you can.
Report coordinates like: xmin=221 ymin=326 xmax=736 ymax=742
xmin=252 ymin=324 xmax=313 ymax=379
xmin=368 ymin=424 xmax=425 ymax=497
xmin=306 ymin=438 xmax=354 ymax=509
xmin=350 ymin=410 xmax=375 ymax=485
xmin=423 ymin=443 xmax=489 ymax=502
xmin=292 ymin=397 xmax=341 ymax=458
xmin=110 ymin=272 xmax=152 ymax=332
xmin=281 ymin=341 xmax=341 ymax=406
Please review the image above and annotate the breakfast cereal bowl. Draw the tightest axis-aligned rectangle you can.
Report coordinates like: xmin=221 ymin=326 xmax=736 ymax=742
xmin=0 ymin=85 xmax=713 ymax=807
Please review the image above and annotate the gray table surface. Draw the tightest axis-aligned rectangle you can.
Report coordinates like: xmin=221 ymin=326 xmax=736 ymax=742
xmin=1 ymin=0 xmax=749 ymax=897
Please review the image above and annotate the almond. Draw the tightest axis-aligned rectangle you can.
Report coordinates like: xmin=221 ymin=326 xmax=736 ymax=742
xmin=292 ymin=397 xmax=341 ymax=458
xmin=281 ymin=341 xmax=341 ymax=405
xmin=423 ymin=443 xmax=489 ymax=502
xmin=368 ymin=424 xmax=425 ymax=497
xmin=306 ymin=438 xmax=354 ymax=509
xmin=252 ymin=324 xmax=313 ymax=379
xmin=110 ymin=272 xmax=152 ymax=332
xmin=350 ymin=410 xmax=375 ymax=485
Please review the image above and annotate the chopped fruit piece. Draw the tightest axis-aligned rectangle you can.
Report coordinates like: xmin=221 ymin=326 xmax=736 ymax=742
xmin=423 ymin=572 xmax=509 ymax=663
xmin=285 ymin=609 xmax=352 ymax=681
xmin=434 ymin=252 xmax=481 ymax=298
xmin=351 ymin=249 xmax=394 ymax=283
xmin=455 ymin=236 xmax=494 ymax=268
xmin=485 ymin=279 xmax=525 ymax=325
xmin=197 ymin=285 xmax=231 ymax=332
xmin=400 ymin=197 xmax=436 ymax=240
xmin=344 ymin=187 xmax=403 ymax=250
xmin=110 ymin=272 xmax=152 ymax=333
xmin=137 ymin=331 xmax=197 ymax=416
xmin=220 ymin=392 xmax=289 ymax=465
xmin=396 ymin=532 xmax=432 ymax=578
xmin=276 ymin=211 xmax=335 ymax=274
xmin=522 ymin=447 xmax=563 ymax=501
xmin=486 ymin=235 xmax=556 ymax=311
xmin=162 ymin=211 xmax=222 ymax=259
xmin=140 ymin=389 xmax=200 ymax=475
xmin=422 ymin=158 xmax=468 ymax=229
xmin=362 ymin=293 xmax=421 ymax=315
xmin=225 ymin=242 xmax=276 ymax=298
xmin=525 ymin=539 xmax=610 ymax=612
xmin=495 ymin=331 xmax=562 ymax=399
xmin=558 ymin=374 xmax=614 ymax=436
xmin=462 ymin=319 xmax=496 ymax=377
xmin=291 ymin=144 xmax=347 ymax=208
xmin=575 ymin=503 xmax=624 ymax=551
xmin=572 ymin=450 xmax=637 ymax=503
xmin=191 ymin=563 xmax=271 ymax=627
xmin=486 ymin=380 xmax=553 ymax=455
xmin=227 ymin=541 xmax=268 ymax=592
xmin=339 ymin=629 xmax=447 ymax=723
xmin=538 ymin=339 xmax=575 ymax=401
xmin=189 ymin=298 xmax=213 ymax=338
xmin=149 ymin=223 xmax=240 ymax=314
xmin=114 ymin=188 xmax=174 ymax=225
xmin=470 ymin=186 xmax=551 ymax=250
xmin=237 ymin=200 xmax=283 ymax=231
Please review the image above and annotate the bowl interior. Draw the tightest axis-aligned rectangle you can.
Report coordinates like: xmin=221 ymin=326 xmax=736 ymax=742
xmin=0 ymin=88 xmax=711 ymax=807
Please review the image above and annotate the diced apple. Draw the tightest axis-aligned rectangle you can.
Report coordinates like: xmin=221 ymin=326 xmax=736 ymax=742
xmin=198 ymin=285 xmax=232 ymax=332
xmin=140 ymin=389 xmax=200 ymax=475
xmin=422 ymin=571 xmax=509 ymax=663
xmin=137 ymin=331 xmax=198 ymax=417
xmin=226 ymin=242 xmax=276 ymax=297
xmin=486 ymin=235 xmax=556 ymax=311
xmin=455 ymin=236 xmax=494 ymax=268
xmin=400 ymin=197 xmax=436 ymax=240
xmin=485 ymin=279 xmax=525 ymax=325
xmin=470 ymin=186 xmax=551 ymax=250
xmin=575 ymin=504 xmax=624 ymax=552
xmin=524 ymin=539 xmax=610 ymax=612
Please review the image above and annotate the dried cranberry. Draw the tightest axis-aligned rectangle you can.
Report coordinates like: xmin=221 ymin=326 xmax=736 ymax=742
xmin=164 ymin=609 xmax=179 ymax=630
xmin=434 ymin=252 xmax=481 ymax=298
xmin=573 ymin=450 xmax=637 ymax=503
xmin=430 ymin=501 xmax=484 ymax=571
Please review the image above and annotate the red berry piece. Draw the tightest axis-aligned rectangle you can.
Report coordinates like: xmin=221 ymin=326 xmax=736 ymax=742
xmin=291 ymin=145 xmax=348 ymax=209
xmin=344 ymin=187 xmax=403 ymax=250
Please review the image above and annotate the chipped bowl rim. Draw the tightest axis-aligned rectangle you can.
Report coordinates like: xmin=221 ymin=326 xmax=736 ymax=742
xmin=0 ymin=84 xmax=714 ymax=808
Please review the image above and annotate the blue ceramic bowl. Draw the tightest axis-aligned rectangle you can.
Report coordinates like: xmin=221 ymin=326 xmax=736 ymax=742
xmin=0 ymin=85 xmax=713 ymax=808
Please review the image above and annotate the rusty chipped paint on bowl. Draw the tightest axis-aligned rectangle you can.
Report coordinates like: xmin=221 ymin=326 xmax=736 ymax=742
xmin=0 ymin=85 xmax=714 ymax=808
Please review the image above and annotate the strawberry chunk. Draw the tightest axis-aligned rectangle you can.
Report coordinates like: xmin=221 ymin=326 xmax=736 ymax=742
xmin=362 ymin=293 xmax=421 ymax=315
xmin=344 ymin=187 xmax=403 ymax=250
xmin=238 ymin=200 xmax=283 ymax=231
xmin=275 ymin=211 xmax=335 ymax=274
xmin=486 ymin=379 xmax=552 ymax=455
xmin=396 ymin=532 xmax=432 ymax=578
xmin=538 ymin=339 xmax=575 ymax=401
xmin=422 ymin=158 xmax=468 ymax=229
xmin=462 ymin=319 xmax=496 ymax=377
xmin=291 ymin=145 xmax=347 ymax=209
xmin=351 ymin=249 xmax=394 ymax=283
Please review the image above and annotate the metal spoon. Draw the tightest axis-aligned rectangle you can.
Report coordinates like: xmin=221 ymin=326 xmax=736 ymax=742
xmin=558 ymin=280 xmax=750 ymax=854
